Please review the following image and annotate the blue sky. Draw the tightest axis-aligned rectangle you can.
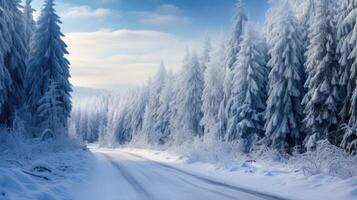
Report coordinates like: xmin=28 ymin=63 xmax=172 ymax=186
xmin=31 ymin=0 xmax=269 ymax=89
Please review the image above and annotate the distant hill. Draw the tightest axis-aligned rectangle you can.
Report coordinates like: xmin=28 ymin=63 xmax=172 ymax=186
xmin=72 ymin=86 xmax=110 ymax=100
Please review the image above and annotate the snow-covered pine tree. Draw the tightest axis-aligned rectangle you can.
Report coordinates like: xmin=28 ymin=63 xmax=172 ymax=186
xmin=200 ymin=41 xmax=225 ymax=143
xmin=303 ymin=0 xmax=340 ymax=150
xmin=0 ymin=62 xmax=12 ymax=128
xmin=218 ymin=0 xmax=247 ymax=140
xmin=155 ymin=71 xmax=175 ymax=144
xmin=0 ymin=0 xmax=27 ymax=127
xmin=299 ymin=0 xmax=315 ymax=40
xmin=173 ymin=52 xmax=204 ymax=144
xmin=292 ymin=0 xmax=315 ymax=31
xmin=337 ymin=0 xmax=356 ymax=124
xmin=337 ymin=0 xmax=357 ymax=153
xmin=26 ymin=0 xmax=72 ymax=135
xmin=129 ymin=86 xmax=149 ymax=139
xmin=199 ymin=37 xmax=211 ymax=73
xmin=226 ymin=25 xmax=268 ymax=152
xmin=168 ymin=73 xmax=180 ymax=140
xmin=264 ymin=1 xmax=305 ymax=152
xmin=23 ymin=0 xmax=36 ymax=56
xmin=0 ymin=2 xmax=14 ymax=126
xmin=296 ymin=0 xmax=315 ymax=72
xmin=141 ymin=62 xmax=167 ymax=145
xmin=36 ymin=80 xmax=64 ymax=137
xmin=264 ymin=0 xmax=285 ymax=48
xmin=225 ymin=0 xmax=247 ymax=71
xmin=170 ymin=50 xmax=190 ymax=140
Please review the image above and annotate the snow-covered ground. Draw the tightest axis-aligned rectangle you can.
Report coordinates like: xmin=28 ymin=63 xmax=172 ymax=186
xmin=124 ymin=147 xmax=356 ymax=199
xmin=0 ymin=136 xmax=92 ymax=200
xmin=76 ymin=145 xmax=357 ymax=200
xmin=77 ymin=146 xmax=284 ymax=200
xmin=2 ymin=142 xmax=357 ymax=200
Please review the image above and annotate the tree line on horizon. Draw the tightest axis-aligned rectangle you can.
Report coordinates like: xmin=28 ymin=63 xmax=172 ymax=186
xmin=72 ymin=0 xmax=357 ymax=155
xmin=0 ymin=0 xmax=72 ymax=138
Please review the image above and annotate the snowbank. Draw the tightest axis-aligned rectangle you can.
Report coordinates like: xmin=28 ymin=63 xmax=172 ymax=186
xmin=0 ymin=133 xmax=93 ymax=200
xmin=119 ymin=143 xmax=357 ymax=200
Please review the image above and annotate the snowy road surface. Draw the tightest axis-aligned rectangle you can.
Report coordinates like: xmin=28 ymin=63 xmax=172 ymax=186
xmin=74 ymin=147 xmax=288 ymax=200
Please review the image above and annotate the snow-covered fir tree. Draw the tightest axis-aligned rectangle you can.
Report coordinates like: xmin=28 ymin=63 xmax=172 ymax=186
xmin=292 ymin=0 xmax=315 ymax=29
xmin=0 ymin=63 xmax=12 ymax=128
xmin=114 ymin=92 xmax=146 ymax=144
xmin=264 ymin=1 xmax=305 ymax=152
xmin=199 ymin=37 xmax=211 ymax=73
xmin=226 ymin=25 xmax=268 ymax=152
xmin=155 ymin=71 xmax=175 ymax=144
xmin=225 ymin=0 xmax=247 ymax=71
xmin=303 ymin=0 xmax=340 ymax=150
xmin=264 ymin=0 xmax=286 ymax=48
xmin=129 ymin=86 xmax=150 ymax=139
xmin=173 ymin=51 xmax=204 ymax=144
xmin=36 ymin=80 xmax=64 ymax=136
xmin=0 ymin=0 xmax=27 ymax=127
xmin=0 ymin=2 xmax=14 ymax=126
xmin=23 ymin=0 xmax=36 ymax=56
xmin=26 ymin=0 xmax=72 ymax=135
xmin=168 ymin=74 xmax=180 ymax=140
xmin=141 ymin=62 xmax=167 ymax=145
xmin=337 ymin=0 xmax=357 ymax=123
xmin=296 ymin=0 xmax=315 ymax=69
xmin=218 ymin=0 xmax=247 ymax=140
xmin=337 ymin=0 xmax=357 ymax=153
xmin=200 ymin=41 xmax=225 ymax=142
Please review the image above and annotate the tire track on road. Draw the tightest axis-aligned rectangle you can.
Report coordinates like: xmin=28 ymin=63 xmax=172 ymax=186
xmin=104 ymin=155 xmax=154 ymax=200
xmin=120 ymin=151 xmax=291 ymax=200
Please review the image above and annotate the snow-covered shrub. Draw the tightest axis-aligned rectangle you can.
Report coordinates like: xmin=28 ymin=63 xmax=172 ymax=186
xmin=290 ymin=140 xmax=357 ymax=179
xmin=341 ymin=124 xmax=357 ymax=155
xmin=253 ymin=144 xmax=289 ymax=163
xmin=169 ymin=136 xmax=249 ymax=168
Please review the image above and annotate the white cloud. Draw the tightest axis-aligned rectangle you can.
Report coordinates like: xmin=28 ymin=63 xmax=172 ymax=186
xmin=63 ymin=6 xmax=112 ymax=18
xmin=156 ymin=4 xmax=182 ymax=14
xmin=64 ymin=29 xmax=198 ymax=89
xmin=140 ymin=14 xmax=189 ymax=26
xmin=131 ymin=4 xmax=189 ymax=27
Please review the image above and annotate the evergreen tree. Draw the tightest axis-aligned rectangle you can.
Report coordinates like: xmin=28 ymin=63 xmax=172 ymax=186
xmin=201 ymin=41 xmax=225 ymax=142
xmin=200 ymin=37 xmax=211 ymax=73
xmin=130 ymin=86 xmax=149 ymax=138
xmin=337 ymin=0 xmax=355 ymax=125
xmin=0 ymin=2 xmax=14 ymax=125
xmin=23 ymin=0 xmax=36 ymax=56
xmin=173 ymin=52 xmax=204 ymax=144
xmin=226 ymin=25 xmax=268 ymax=152
xmin=225 ymin=0 xmax=247 ymax=71
xmin=27 ymin=0 xmax=72 ymax=135
xmin=264 ymin=1 xmax=305 ymax=152
xmin=168 ymin=74 xmax=180 ymax=140
xmin=298 ymin=0 xmax=315 ymax=73
xmin=155 ymin=71 xmax=175 ymax=144
xmin=36 ymin=80 xmax=64 ymax=136
xmin=303 ymin=0 xmax=340 ymax=150
xmin=264 ymin=0 xmax=285 ymax=48
xmin=337 ymin=0 xmax=357 ymax=152
xmin=299 ymin=0 xmax=315 ymax=42
xmin=218 ymin=0 xmax=247 ymax=140
xmin=0 ymin=0 xmax=27 ymax=127
xmin=141 ymin=62 xmax=167 ymax=144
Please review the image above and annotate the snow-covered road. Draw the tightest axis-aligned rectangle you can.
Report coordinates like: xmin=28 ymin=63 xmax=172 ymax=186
xmin=74 ymin=147 xmax=288 ymax=200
